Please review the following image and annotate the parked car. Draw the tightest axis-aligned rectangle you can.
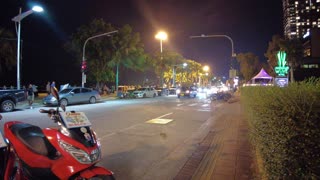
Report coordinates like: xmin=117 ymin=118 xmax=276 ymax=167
xmin=169 ymin=87 xmax=177 ymax=95
xmin=0 ymin=89 xmax=26 ymax=112
xmin=43 ymin=87 xmax=101 ymax=106
xmin=133 ymin=87 xmax=157 ymax=98
xmin=176 ymin=86 xmax=197 ymax=98
xmin=155 ymin=87 xmax=169 ymax=96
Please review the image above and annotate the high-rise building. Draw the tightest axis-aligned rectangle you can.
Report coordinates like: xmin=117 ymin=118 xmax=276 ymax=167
xmin=283 ymin=0 xmax=320 ymax=39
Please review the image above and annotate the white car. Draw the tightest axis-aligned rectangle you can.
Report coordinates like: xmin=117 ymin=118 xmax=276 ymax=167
xmin=133 ymin=87 xmax=157 ymax=98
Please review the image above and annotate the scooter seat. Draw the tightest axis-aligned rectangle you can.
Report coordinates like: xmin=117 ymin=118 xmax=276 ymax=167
xmin=10 ymin=123 xmax=56 ymax=157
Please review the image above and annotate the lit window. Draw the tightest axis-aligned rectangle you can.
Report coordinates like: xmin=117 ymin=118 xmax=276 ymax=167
xmin=317 ymin=0 xmax=320 ymax=2
xmin=295 ymin=1 xmax=299 ymax=4
xmin=296 ymin=16 xmax=301 ymax=19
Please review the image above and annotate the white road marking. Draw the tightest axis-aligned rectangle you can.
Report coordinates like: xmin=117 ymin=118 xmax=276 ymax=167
xmin=155 ymin=112 xmax=173 ymax=119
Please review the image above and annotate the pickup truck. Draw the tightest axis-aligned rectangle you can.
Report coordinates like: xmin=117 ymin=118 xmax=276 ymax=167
xmin=0 ymin=89 xmax=26 ymax=112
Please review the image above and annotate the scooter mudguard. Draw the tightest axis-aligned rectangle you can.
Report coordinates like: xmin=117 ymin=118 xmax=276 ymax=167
xmin=79 ymin=166 xmax=114 ymax=178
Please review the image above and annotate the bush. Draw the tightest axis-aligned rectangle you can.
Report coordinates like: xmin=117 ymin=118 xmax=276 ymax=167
xmin=241 ymin=78 xmax=320 ymax=179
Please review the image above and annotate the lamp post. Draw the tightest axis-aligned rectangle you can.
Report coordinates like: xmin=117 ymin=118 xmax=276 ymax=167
xmin=173 ymin=63 xmax=187 ymax=87
xmin=155 ymin=31 xmax=167 ymax=54
xmin=155 ymin=31 xmax=167 ymax=87
xmin=199 ymin=65 xmax=210 ymax=87
xmin=81 ymin=30 xmax=118 ymax=88
xmin=12 ymin=6 xmax=43 ymax=90
xmin=190 ymin=34 xmax=236 ymax=69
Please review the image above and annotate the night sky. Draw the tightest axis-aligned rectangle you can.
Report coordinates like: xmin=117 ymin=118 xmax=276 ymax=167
xmin=0 ymin=0 xmax=283 ymax=88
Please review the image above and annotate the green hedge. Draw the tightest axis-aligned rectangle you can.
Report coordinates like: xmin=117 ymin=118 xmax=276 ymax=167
xmin=241 ymin=78 xmax=320 ymax=179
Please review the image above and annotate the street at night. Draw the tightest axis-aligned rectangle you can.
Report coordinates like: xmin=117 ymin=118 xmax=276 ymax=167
xmin=1 ymin=95 xmax=234 ymax=179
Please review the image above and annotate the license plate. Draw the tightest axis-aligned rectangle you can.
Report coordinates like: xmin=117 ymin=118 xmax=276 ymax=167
xmin=180 ymin=93 xmax=184 ymax=96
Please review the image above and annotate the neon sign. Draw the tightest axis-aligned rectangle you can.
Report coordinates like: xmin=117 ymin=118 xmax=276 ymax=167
xmin=275 ymin=51 xmax=289 ymax=77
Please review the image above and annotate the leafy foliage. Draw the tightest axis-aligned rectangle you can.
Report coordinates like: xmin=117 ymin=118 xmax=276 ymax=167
xmin=0 ymin=28 xmax=16 ymax=73
xmin=65 ymin=19 xmax=147 ymax=87
xmin=241 ymin=78 xmax=320 ymax=179
xmin=236 ymin=52 xmax=261 ymax=82
xmin=264 ymin=35 xmax=303 ymax=81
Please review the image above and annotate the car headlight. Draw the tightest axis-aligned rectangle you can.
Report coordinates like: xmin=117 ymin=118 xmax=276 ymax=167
xmin=50 ymin=96 xmax=57 ymax=101
xmin=176 ymin=89 xmax=181 ymax=94
xmin=59 ymin=140 xmax=100 ymax=164
xmin=186 ymin=90 xmax=190 ymax=93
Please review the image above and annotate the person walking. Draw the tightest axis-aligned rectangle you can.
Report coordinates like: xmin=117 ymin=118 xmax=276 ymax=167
xmin=46 ymin=81 xmax=51 ymax=95
xmin=51 ymin=81 xmax=56 ymax=88
xmin=27 ymin=84 xmax=34 ymax=109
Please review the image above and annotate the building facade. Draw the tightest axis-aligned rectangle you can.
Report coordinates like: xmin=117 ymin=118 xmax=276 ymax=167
xmin=283 ymin=0 xmax=320 ymax=39
xmin=283 ymin=0 xmax=320 ymax=80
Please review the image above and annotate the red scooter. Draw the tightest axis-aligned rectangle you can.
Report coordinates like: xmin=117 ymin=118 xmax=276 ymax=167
xmin=0 ymin=87 xmax=115 ymax=180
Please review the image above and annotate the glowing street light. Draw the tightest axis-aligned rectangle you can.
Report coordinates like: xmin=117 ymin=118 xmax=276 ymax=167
xmin=155 ymin=31 xmax=168 ymax=87
xmin=199 ymin=65 xmax=210 ymax=87
xmin=203 ymin=65 xmax=209 ymax=72
xmin=155 ymin=31 xmax=167 ymax=53
xmin=12 ymin=5 xmax=44 ymax=90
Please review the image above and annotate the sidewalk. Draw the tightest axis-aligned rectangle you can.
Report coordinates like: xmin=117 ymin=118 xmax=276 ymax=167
xmin=174 ymin=94 xmax=257 ymax=180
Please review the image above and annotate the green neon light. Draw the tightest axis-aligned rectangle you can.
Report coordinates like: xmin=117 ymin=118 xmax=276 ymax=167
xmin=275 ymin=51 xmax=289 ymax=76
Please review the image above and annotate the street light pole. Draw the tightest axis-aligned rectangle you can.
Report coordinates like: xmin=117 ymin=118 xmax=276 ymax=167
xmin=12 ymin=6 xmax=43 ymax=90
xmin=172 ymin=63 xmax=187 ymax=87
xmin=81 ymin=30 xmax=118 ymax=88
xmin=190 ymin=34 xmax=236 ymax=69
xmin=16 ymin=8 xmax=22 ymax=90
xmin=155 ymin=31 xmax=167 ymax=87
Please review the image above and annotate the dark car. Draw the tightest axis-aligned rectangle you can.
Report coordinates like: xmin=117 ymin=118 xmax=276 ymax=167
xmin=176 ymin=86 xmax=197 ymax=98
xmin=0 ymin=89 xmax=26 ymax=112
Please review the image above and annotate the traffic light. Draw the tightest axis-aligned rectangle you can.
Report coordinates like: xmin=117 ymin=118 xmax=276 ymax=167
xmin=81 ymin=61 xmax=87 ymax=73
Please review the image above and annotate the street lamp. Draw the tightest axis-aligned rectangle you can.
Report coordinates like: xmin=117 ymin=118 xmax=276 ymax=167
xmin=199 ymin=65 xmax=210 ymax=87
xmin=173 ymin=63 xmax=187 ymax=87
xmin=81 ymin=30 xmax=118 ymax=87
xmin=155 ymin=31 xmax=167 ymax=87
xmin=12 ymin=5 xmax=44 ymax=90
xmin=155 ymin=31 xmax=167 ymax=54
xmin=190 ymin=34 xmax=236 ymax=69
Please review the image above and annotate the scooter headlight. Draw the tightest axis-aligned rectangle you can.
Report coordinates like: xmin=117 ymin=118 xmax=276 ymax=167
xmin=59 ymin=140 xmax=100 ymax=164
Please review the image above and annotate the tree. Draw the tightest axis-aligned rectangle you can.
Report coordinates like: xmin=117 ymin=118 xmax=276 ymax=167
xmin=66 ymin=19 xmax=147 ymax=89
xmin=236 ymin=52 xmax=261 ymax=82
xmin=265 ymin=35 xmax=303 ymax=82
xmin=0 ymin=28 xmax=16 ymax=73
xmin=107 ymin=24 xmax=147 ymax=90
xmin=151 ymin=50 xmax=184 ymax=87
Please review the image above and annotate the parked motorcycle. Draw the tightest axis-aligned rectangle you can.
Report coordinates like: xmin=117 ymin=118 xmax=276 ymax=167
xmin=0 ymin=87 xmax=115 ymax=180
xmin=209 ymin=91 xmax=232 ymax=102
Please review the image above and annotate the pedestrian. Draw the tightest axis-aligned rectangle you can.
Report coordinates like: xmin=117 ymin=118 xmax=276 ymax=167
xmin=27 ymin=84 xmax=34 ymax=109
xmin=51 ymin=81 xmax=55 ymax=87
xmin=46 ymin=81 xmax=51 ymax=95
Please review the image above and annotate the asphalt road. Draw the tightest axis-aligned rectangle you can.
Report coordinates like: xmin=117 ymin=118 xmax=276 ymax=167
xmin=0 ymin=94 xmax=222 ymax=180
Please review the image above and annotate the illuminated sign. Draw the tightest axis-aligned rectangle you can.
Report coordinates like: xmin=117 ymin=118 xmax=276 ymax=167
xmin=275 ymin=51 xmax=289 ymax=77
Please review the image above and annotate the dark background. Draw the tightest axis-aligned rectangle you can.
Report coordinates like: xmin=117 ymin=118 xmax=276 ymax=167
xmin=0 ymin=0 xmax=283 ymax=89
